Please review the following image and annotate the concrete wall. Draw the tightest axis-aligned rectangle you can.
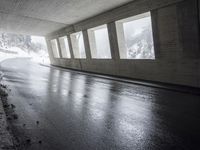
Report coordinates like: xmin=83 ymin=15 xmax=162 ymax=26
xmin=46 ymin=0 xmax=200 ymax=88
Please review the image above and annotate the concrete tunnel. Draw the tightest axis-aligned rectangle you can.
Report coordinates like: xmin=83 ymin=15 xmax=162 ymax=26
xmin=0 ymin=0 xmax=200 ymax=149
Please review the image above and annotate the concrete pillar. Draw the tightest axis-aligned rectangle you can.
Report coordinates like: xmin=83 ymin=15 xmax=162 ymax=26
xmin=199 ymin=0 xmax=200 ymax=24
xmin=70 ymin=34 xmax=80 ymax=58
xmin=107 ymin=22 xmax=120 ymax=60
xmin=87 ymin=29 xmax=97 ymax=58
xmin=83 ymin=30 xmax=92 ymax=59
xmin=177 ymin=0 xmax=200 ymax=58
xmin=56 ymin=38 xmax=63 ymax=58
xmin=115 ymin=22 xmax=126 ymax=59
xmin=151 ymin=10 xmax=161 ymax=59
xmin=67 ymin=35 xmax=75 ymax=59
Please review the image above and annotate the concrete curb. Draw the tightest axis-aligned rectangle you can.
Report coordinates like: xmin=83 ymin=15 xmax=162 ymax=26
xmin=0 ymin=71 xmax=15 ymax=149
xmin=0 ymin=97 xmax=15 ymax=149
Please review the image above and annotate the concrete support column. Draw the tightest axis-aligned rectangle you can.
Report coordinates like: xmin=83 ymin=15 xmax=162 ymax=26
xmin=107 ymin=22 xmax=120 ymax=60
xmin=151 ymin=10 xmax=161 ymax=59
xmin=115 ymin=22 xmax=126 ymax=59
xmin=67 ymin=35 xmax=75 ymax=59
xmin=70 ymin=35 xmax=80 ymax=58
xmin=177 ymin=0 xmax=200 ymax=58
xmin=56 ymin=38 xmax=63 ymax=58
xmin=87 ymin=29 xmax=97 ymax=58
xmin=82 ymin=30 xmax=92 ymax=60
xmin=199 ymin=0 xmax=200 ymax=24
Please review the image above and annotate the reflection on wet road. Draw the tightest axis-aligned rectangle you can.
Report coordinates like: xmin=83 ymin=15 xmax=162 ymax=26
xmin=1 ymin=58 xmax=200 ymax=150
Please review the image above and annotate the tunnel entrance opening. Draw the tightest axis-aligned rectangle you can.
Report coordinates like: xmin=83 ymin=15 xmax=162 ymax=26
xmin=0 ymin=33 xmax=49 ymax=64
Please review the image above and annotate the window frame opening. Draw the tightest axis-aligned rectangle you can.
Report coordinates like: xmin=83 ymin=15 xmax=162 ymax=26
xmin=70 ymin=31 xmax=86 ymax=59
xmin=115 ymin=12 xmax=155 ymax=60
xmin=59 ymin=36 xmax=71 ymax=59
xmin=88 ymin=24 xmax=112 ymax=59
xmin=50 ymin=39 xmax=60 ymax=58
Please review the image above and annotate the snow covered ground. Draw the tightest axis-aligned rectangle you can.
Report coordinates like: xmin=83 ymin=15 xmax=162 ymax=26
xmin=0 ymin=47 xmax=50 ymax=64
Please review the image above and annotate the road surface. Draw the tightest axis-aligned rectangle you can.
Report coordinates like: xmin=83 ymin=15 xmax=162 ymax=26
xmin=0 ymin=58 xmax=200 ymax=150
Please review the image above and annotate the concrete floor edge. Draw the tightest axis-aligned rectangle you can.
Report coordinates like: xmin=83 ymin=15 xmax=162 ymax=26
xmin=47 ymin=64 xmax=200 ymax=95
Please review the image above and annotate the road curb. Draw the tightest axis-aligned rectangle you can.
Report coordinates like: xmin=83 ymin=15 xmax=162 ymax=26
xmin=0 ymin=93 xmax=15 ymax=149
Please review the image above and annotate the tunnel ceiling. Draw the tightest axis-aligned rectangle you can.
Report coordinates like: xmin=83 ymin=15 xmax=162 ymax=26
xmin=0 ymin=0 xmax=132 ymax=36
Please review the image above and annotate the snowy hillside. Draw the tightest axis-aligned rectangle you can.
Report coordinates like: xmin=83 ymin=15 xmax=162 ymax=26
xmin=0 ymin=33 xmax=49 ymax=64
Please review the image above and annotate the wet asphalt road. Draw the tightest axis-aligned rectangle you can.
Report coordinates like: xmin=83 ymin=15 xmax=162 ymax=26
xmin=0 ymin=58 xmax=200 ymax=150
